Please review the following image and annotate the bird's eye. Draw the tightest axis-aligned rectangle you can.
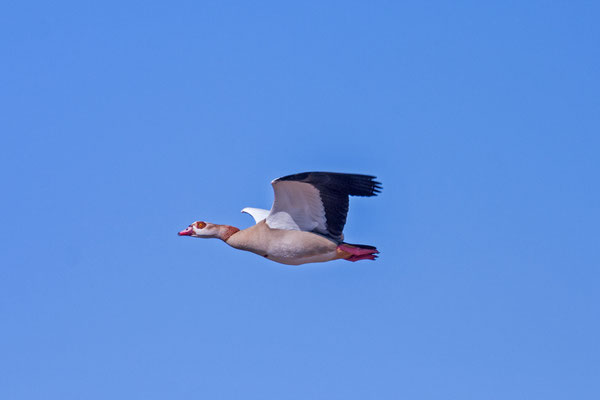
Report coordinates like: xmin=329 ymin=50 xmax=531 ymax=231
xmin=196 ymin=221 xmax=206 ymax=229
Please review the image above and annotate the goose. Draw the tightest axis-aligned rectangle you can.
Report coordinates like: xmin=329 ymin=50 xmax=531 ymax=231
xmin=178 ymin=172 xmax=382 ymax=265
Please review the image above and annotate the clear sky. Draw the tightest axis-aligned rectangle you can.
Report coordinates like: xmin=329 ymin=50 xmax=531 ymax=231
xmin=1 ymin=1 xmax=599 ymax=399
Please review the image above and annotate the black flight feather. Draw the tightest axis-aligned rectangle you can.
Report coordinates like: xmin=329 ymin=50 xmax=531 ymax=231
xmin=274 ymin=172 xmax=382 ymax=241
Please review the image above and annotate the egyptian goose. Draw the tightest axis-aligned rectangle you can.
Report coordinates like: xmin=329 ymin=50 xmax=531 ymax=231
xmin=178 ymin=172 xmax=382 ymax=265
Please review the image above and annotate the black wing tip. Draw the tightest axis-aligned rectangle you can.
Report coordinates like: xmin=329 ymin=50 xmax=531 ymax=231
xmin=275 ymin=171 xmax=376 ymax=180
xmin=368 ymin=180 xmax=383 ymax=196
xmin=353 ymin=178 xmax=382 ymax=197
xmin=275 ymin=171 xmax=383 ymax=196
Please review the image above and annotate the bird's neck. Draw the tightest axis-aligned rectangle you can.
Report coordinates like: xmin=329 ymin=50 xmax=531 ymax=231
xmin=219 ymin=225 xmax=240 ymax=242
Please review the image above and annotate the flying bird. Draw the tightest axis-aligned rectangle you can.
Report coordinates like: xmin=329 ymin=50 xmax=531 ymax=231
xmin=178 ymin=172 xmax=382 ymax=265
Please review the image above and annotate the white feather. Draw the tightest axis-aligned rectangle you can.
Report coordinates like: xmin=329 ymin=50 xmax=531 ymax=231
xmin=266 ymin=181 xmax=327 ymax=232
xmin=241 ymin=207 xmax=270 ymax=224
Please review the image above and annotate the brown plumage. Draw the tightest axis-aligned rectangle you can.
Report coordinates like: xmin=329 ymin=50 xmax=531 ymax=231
xmin=178 ymin=172 xmax=382 ymax=265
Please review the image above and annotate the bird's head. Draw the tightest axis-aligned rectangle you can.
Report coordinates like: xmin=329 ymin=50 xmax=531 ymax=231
xmin=178 ymin=221 xmax=223 ymax=239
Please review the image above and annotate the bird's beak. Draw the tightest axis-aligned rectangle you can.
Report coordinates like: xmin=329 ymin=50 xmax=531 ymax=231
xmin=178 ymin=226 xmax=193 ymax=236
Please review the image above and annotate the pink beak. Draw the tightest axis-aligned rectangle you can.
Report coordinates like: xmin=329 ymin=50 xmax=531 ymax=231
xmin=178 ymin=226 xmax=193 ymax=236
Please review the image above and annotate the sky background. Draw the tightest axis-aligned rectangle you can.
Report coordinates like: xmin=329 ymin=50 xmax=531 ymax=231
xmin=1 ymin=1 xmax=599 ymax=399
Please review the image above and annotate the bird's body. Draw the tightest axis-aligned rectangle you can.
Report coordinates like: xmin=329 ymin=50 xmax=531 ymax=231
xmin=226 ymin=220 xmax=340 ymax=265
xmin=178 ymin=172 xmax=382 ymax=265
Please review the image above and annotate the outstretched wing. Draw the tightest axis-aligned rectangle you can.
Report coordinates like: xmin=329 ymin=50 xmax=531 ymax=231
xmin=241 ymin=207 xmax=270 ymax=224
xmin=266 ymin=172 xmax=382 ymax=241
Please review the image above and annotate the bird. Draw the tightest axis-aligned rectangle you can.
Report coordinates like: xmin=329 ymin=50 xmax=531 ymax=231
xmin=178 ymin=172 xmax=382 ymax=265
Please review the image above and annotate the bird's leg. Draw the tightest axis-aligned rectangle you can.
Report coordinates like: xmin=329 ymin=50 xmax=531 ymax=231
xmin=336 ymin=244 xmax=379 ymax=262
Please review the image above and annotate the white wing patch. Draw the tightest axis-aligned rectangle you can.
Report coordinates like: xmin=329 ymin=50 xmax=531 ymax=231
xmin=241 ymin=207 xmax=270 ymax=224
xmin=266 ymin=181 xmax=327 ymax=232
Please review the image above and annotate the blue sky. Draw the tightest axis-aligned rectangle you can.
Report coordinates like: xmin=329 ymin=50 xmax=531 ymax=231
xmin=1 ymin=1 xmax=599 ymax=399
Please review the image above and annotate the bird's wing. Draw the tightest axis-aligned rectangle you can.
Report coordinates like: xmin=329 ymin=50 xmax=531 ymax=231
xmin=241 ymin=207 xmax=270 ymax=224
xmin=266 ymin=172 xmax=382 ymax=241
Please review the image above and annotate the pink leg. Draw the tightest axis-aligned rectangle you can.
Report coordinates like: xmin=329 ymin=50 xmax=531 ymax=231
xmin=347 ymin=253 xmax=378 ymax=262
xmin=337 ymin=244 xmax=379 ymax=262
